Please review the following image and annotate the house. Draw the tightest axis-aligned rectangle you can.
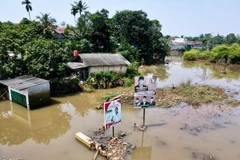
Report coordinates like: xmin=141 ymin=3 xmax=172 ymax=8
xmin=168 ymin=37 xmax=187 ymax=50
xmin=67 ymin=53 xmax=131 ymax=80
xmin=0 ymin=75 xmax=50 ymax=110
xmin=186 ymin=41 xmax=203 ymax=49
xmin=54 ymin=27 xmax=65 ymax=40
xmin=168 ymin=37 xmax=202 ymax=50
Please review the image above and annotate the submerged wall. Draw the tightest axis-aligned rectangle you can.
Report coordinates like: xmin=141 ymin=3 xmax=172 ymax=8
xmin=28 ymin=83 xmax=50 ymax=109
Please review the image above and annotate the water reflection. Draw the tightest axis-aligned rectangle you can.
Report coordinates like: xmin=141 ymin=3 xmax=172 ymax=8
xmin=131 ymin=131 xmax=152 ymax=160
xmin=181 ymin=61 xmax=240 ymax=81
xmin=0 ymin=100 xmax=71 ymax=146
xmin=139 ymin=65 xmax=170 ymax=81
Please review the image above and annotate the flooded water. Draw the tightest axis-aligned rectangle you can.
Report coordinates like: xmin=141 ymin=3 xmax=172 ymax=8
xmin=1 ymin=58 xmax=240 ymax=160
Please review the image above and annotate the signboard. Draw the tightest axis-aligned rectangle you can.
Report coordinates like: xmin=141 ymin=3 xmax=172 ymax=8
xmin=104 ymin=99 xmax=121 ymax=129
xmin=134 ymin=76 xmax=157 ymax=108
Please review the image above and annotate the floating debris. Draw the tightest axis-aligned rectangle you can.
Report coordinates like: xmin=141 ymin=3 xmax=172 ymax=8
xmin=76 ymin=126 xmax=135 ymax=160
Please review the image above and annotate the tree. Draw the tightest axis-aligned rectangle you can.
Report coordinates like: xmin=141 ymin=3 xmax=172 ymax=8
xmin=22 ymin=0 xmax=32 ymax=20
xmin=71 ymin=5 xmax=78 ymax=26
xmin=23 ymin=38 xmax=71 ymax=79
xmin=112 ymin=10 xmax=167 ymax=64
xmin=36 ymin=13 xmax=57 ymax=38
xmin=90 ymin=9 xmax=111 ymax=52
xmin=36 ymin=13 xmax=57 ymax=29
xmin=68 ymin=13 xmax=92 ymax=40
xmin=73 ymin=1 xmax=88 ymax=17
xmin=212 ymin=34 xmax=224 ymax=45
xmin=225 ymin=33 xmax=237 ymax=45
xmin=0 ymin=20 xmax=44 ymax=79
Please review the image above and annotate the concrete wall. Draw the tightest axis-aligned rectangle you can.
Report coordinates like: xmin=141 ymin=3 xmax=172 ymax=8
xmin=27 ymin=83 xmax=50 ymax=109
xmin=89 ymin=65 xmax=127 ymax=75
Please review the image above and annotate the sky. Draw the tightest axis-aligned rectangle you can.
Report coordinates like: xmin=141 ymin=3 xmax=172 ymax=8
xmin=0 ymin=0 xmax=239 ymax=37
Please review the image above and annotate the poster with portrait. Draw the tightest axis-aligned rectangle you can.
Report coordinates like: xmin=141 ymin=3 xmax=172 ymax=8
xmin=134 ymin=95 xmax=156 ymax=108
xmin=104 ymin=99 xmax=121 ymax=129
xmin=134 ymin=76 xmax=157 ymax=108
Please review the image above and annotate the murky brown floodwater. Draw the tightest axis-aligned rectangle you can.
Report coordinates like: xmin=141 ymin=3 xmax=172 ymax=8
xmin=1 ymin=58 xmax=240 ymax=160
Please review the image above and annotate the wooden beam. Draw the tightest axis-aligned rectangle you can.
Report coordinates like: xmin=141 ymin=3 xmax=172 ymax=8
xmin=75 ymin=132 xmax=94 ymax=148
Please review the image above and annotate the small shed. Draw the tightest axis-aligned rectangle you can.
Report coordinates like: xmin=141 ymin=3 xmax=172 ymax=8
xmin=67 ymin=53 xmax=131 ymax=80
xmin=0 ymin=75 xmax=50 ymax=110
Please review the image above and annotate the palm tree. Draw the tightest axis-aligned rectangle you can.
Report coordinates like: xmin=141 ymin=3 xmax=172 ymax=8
xmin=71 ymin=5 xmax=78 ymax=26
xmin=36 ymin=13 xmax=57 ymax=38
xmin=36 ymin=13 xmax=57 ymax=29
xmin=74 ymin=0 xmax=88 ymax=16
xmin=22 ymin=0 xmax=32 ymax=20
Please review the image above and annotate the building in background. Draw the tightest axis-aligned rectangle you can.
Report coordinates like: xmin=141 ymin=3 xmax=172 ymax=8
xmin=168 ymin=37 xmax=202 ymax=51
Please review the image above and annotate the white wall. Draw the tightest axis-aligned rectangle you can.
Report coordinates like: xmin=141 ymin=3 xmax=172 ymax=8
xmin=174 ymin=38 xmax=187 ymax=43
xmin=89 ymin=65 xmax=127 ymax=74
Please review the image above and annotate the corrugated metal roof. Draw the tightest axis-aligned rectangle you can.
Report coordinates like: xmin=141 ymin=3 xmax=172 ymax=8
xmin=0 ymin=75 xmax=49 ymax=91
xmin=67 ymin=62 xmax=87 ymax=69
xmin=79 ymin=54 xmax=131 ymax=66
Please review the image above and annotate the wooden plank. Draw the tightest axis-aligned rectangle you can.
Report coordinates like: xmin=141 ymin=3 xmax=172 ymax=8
xmin=75 ymin=132 xmax=94 ymax=148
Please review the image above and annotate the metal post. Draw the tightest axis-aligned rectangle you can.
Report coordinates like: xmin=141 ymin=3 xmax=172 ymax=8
xmin=112 ymin=126 xmax=115 ymax=137
xmin=143 ymin=108 xmax=146 ymax=127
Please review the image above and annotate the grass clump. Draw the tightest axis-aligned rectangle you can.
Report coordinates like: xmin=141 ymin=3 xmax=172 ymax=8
xmin=226 ymin=100 xmax=240 ymax=107
xmin=101 ymin=92 xmax=120 ymax=100
xmin=156 ymin=80 xmax=228 ymax=107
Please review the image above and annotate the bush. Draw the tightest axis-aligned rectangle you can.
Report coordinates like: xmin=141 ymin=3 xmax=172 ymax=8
xmin=87 ymin=71 xmax=122 ymax=89
xmin=123 ymin=78 xmax=132 ymax=87
xmin=125 ymin=62 xmax=139 ymax=79
xmin=198 ymin=50 xmax=211 ymax=59
xmin=50 ymin=78 xmax=82 ymax=96
xmin=183 ymin=49 xmax=200 ymax=60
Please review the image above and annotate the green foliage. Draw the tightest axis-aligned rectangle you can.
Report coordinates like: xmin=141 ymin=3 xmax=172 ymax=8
xmin=69 ymin=13 xmax=93 ymax=40
xmin=87 ymin=71 xmax=122 ymax=89
xmin=22 ymin=0 xmax=32 ymax=20
xmin=112 ymin=10 xmax=168 ymax=64
xmin=23 ymin=38 xmax=72 ymax=79
xmin=184 ymin=33 xmax=239 ymax=51
xmin=69 ymin=77 xmax=80 ymax=88
xmin=90 ymin=9 xmax=111 ymax=52
xmin=117 ymin=41 xmax=139 ymax=62
xmin=122 ymin=78 xmax=132 ymax=87
xmin=225 ymin=33 xmax=237 ymax=45
xmin=50 ymin=78 xmax=83 ymax=95
xmin=72 ymin=0 xmax=88 ymax=16
xmin=64 ymin=39 xmax=92 ymax=53
xmin=198 ymin=50 xmax=211 ymax=59
xmin=184 ymin=44 xmax=240 ymax=64
xmin=125 ymin=62 xmax=140 ymax=79
xmin=183 ymin=49 xmax=200 ymax=60
xmin=101 ymin=92 xmax=120 ymax=100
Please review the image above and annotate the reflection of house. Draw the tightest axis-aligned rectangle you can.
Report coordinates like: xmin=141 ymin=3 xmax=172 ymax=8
xmin=10 ymin=102 xmax=52 ymax=130
xmin=169 ymin=37 xmax=202 ymax=50
xmin=67 ymin=53 xmax=131 ymax=80
xmin=0 ymin=75 xmax=50 ymax=110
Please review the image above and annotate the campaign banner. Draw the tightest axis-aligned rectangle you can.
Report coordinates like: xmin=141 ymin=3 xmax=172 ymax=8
xmin=134 ymin=76 xmax=157 ymax=108
xmin=104 ymin=99 xmax=121 ymax=129
xmin=134 ymin=94 xmax=156 ymax=108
